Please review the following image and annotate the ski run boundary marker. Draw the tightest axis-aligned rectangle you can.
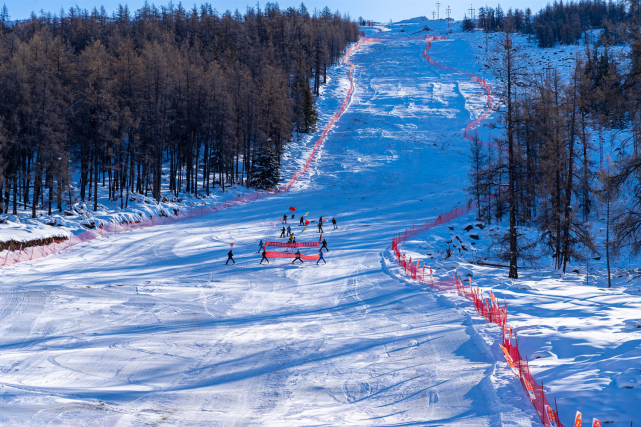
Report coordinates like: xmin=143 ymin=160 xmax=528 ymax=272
xmin=390 ymin=33 xmax=630 ymax=427
xmin=391 ymin=34 xmax=597 ymax=427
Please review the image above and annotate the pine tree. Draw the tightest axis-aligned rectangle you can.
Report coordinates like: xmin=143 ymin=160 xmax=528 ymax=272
xmin=467 ymin=132 xmax=487 ymax=221
xmin=461 ymin=15 xmax=475 ymax=32
xmin=489 ymin=21 xmax=526 ymax=278
xmin=0 ymin=3 xmax=359 ymax=214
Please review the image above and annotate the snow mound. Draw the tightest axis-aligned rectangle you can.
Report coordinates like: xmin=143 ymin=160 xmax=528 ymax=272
xmin=0 ymin=219 xmax=68 ymax=244
xmin=625 ymin=286 xmax=641 ymax=295
xmin=456 ymin=266 xmax=473 ymax=277
xmin=614 ymin=368 xmax=641 ymax=389
xmin=395 ymin=17 xmax=429 ymax=25
xmin=624 ymin=319 xmax=641 ymax=330
xmin=531 ymin=350 xmax=556 ymax=360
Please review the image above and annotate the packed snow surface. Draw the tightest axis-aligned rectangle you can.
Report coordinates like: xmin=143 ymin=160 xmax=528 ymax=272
xmin=0 ymin=19 xmax=592 ymax=425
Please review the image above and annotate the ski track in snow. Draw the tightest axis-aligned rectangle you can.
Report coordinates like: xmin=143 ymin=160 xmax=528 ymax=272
xmin=0 ymin=20 xmax=539 ymax=426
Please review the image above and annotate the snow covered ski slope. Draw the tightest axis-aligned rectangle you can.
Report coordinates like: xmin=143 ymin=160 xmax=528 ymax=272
xmin=0 ymin=20 xmax=541 ymax=425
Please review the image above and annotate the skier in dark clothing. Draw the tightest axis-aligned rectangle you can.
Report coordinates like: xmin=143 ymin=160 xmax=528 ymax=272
xmin=260 ymin=250 xmax=269 ymax=264
xmin=299 ymin=216 xmax=305 ymax=226
xmin=332 ymin=217 xmax=337 ymax=229
xmin=226 ymin=250 xmax=235 ymax=265
xmin=321 ymin=239 xmax=329 ymax=252
xmin=318 ymin=222 xmax=324 ymax=233
xmin=319 ymin=215 xmax=323 ymax=224
xmin=258 ymin=240 xmax=264 ymax=253
xmin=292 ymin=250 xmax=303 ymax=263
xmin=280 ymin=227 xmax=286 ymax=238
xmin=317 ymin=250 xmax=326 ymax=264
xmin=283 ymin=214 xmax=288 ymax=224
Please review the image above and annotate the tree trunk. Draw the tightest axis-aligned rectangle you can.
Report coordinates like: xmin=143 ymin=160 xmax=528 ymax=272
xmin=562 ymin=69 xmax=578 ymax=273
xmin=506 ymin=33 xmax=518 ymax=279
xmin=606 ymin=195 xmax=611 ymax=288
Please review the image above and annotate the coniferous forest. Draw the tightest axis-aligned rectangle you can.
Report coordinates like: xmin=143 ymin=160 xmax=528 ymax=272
xmin=464 ymin=0 xmax=628 ymax=47
xmin=463 ymin=0 xmax=641 ymax=280
xmin=0 ymin=3 xmax=359 ymax=216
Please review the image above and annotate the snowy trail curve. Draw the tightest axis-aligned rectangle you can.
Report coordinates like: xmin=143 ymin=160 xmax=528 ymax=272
xmin=0 ymin=21 xmax=539 ymax=426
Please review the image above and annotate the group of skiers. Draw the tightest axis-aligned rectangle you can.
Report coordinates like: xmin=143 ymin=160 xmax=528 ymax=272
xmin=317 ymin=218 xmax=338 ymax=232
xmin=257 ymin=238 xmax=329 ymax=265
xmin=226 ymin=211 xmax=337 ymax=266
xmin=281 ymin=213 xmax=338 ymax=231
xmin=279 ymin=225 xmax=299 ymax=242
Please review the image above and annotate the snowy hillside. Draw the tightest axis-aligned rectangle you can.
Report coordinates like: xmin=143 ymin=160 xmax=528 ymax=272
xmin=0 ymin=17 xmax=637 ymax=426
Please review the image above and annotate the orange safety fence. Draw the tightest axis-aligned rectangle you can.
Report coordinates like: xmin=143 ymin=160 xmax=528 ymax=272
xmin=264 ymin=251 xmax=320 ymax=261
xmin=1 ymin=37 xmax=378 ymax=268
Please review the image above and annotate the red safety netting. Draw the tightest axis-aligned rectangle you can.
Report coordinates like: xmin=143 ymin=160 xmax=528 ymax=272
xmin=264 ymin=241 xmax=320 ymax=248
xmin=387 ymin=34 xmax=564 ymax=427
xmin=392 ymin=228 xmax=563 ymax=427
xmin=453 ymin=275 xmax=507 ymax=328
xmin=273 ymin=37 xmax=378 ymax=195
xmin=265 ymin=235 xmax=322 ymax=248
xmin=0 ymin=205 xmax=219 ymax=266
xmin=423 ymin=35 xmax=493 ymax=142
xmin=1 ymin=38 xmax=379 ymax=269
xmin=454 ymin=275 xmax=562 ymax=427
xmin=264 ymin=251 xmax=320 ymax=261
xmin=392 ymin=201 xmax=476 ymax=247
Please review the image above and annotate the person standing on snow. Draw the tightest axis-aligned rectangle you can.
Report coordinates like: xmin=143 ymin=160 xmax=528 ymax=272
xmin=287 ymin=225 xmax=292 ymax=236
xmin=299 ymin=216 xmax=305 ymax=226
xmin=332 ymin=217 xmax=337 ymax=229
xmin=226 ymin=249 xmax=235 ymax=265
xmin=280 ymin=227 xmax=286 ymax=238
xmin=318 ymin=221 xmax=324 ymax=233
xmin=321 ymin=239 xmax=329 ymax=252
xmin=292 ymin=250 xmax=303 ymax=263
xmin=258 ymin=240 xmax=264 ymax=253
xmin=260 ymin=250 xmax=269 ymax=264
xmin=317 ymin=250 xmax=326 ymax=264
xmin=283 ymin=213 xmax=288 ymax=224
